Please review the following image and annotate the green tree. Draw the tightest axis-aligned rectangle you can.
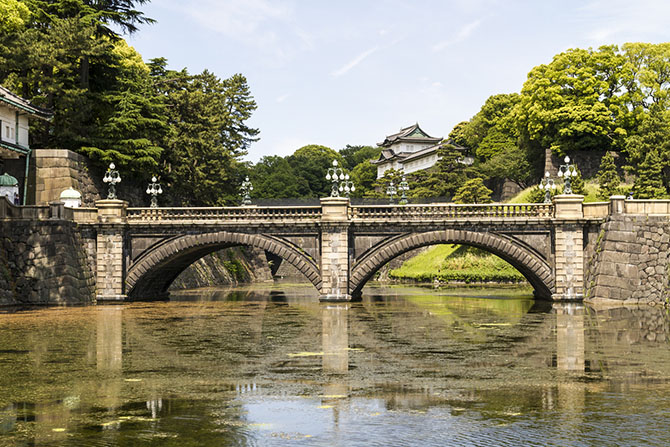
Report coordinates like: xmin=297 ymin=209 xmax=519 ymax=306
xmin=518 ymin=46 xmax=631 ymax=156
xmin=338 ymin=145 xmax=381 ymax=170
xmin=365 ymin=168 xmax=403 ymax=199
xmin=81 ymin=39 xmax=166 ymax=176
xmin=250 ymin=156 xmax=309 ymax=199
xmin=155 ymin=65 xmax=259 ymax=206
xmin=624 ymin=106 xmax=670 ymax=184
xmin=633 ymin=148 xmax=666 ymax=198
xmin=452 ymin=178 xmax=492 ymax=204
xmin=349 ymin=160 xmax=377 ymax=198
xmin=460 ymin=93 xmax=520 ymax=160
xmin=413 ymin=143 xmax=467 ymax=198
xmin=596 ymin=152 xmax=621 ymax=200
xmin=0 ymin=0 xmax=30 ymax=33
xmin=287 ymin=145 xmax=343 ymax=197
xmin=479 ymin=145 xmax=533 ymax=189
xmin=567 ymin=166 xmax=585 ymax=196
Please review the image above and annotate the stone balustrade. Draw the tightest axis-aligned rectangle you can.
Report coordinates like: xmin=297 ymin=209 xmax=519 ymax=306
xmin=350 ymin=203 xmax=554 ymax=220
xmin=126 ymin=206 xmax=322 ymax=222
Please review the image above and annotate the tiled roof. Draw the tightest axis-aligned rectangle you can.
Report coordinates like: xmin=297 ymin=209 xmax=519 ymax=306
xmin=0 ymin=86 xmax=53 ymax=120
xmin=377 ymin=123 xmax=441 ymax=147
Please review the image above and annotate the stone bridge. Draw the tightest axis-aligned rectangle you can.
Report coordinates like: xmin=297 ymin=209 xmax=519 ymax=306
xmin=52 ymin=194 xmax=649 ymax=303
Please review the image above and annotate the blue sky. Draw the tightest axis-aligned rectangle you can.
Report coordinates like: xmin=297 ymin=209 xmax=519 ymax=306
xmin=126 ymin=0 xmax=670 ymax=162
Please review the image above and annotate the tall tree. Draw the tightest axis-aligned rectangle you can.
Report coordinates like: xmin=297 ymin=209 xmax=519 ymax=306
xmin=154 ymin=63 xmax=259 ymax=206
xmin=81 ymin=40 xmax=166 ymax=175
xmin=633 ymin=148 xmax=666 ymax=198
xmin=596 ymin=152 xmax=621 ymax=200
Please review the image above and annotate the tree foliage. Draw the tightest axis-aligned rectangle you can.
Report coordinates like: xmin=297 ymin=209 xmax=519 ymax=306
xmin=597 ymin=152 xmax=621 ymax=200
xmin=452 ymin=178 xmax=492 ymax=204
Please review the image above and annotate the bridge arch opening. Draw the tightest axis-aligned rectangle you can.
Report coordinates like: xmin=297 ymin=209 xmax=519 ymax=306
xmin=350 ymin=230 xmax=554 ymax=299
xmin=126 ymin=232 xmax=321 ymax=300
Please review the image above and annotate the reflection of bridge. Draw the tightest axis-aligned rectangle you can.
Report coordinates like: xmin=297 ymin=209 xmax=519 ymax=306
xmin=67 ymin=194 xmax=622 ymax=302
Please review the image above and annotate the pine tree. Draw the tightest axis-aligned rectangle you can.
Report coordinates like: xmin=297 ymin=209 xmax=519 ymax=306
xmin=413 ymin=143 xmax=467 ymax=198
xmin=452 ymin=178 xmax=492 ymax=204
xmin=633 ymin=148 xmax=666 ymax=198
xmin=597 ymin=152 xmax=621 ymax=200
xmin=568 ymin=166 xmax=585 ymax=195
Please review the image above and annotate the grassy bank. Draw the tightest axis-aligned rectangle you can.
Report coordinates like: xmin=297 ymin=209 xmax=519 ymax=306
xmin=389 ymin=244 xmax=526 ymax=284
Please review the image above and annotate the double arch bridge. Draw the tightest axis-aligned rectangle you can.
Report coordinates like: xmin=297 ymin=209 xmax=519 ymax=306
xmin=75 ymin=194 xmax=615 ymax=302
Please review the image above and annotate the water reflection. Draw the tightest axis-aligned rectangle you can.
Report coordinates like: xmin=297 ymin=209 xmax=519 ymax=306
xmin=322 ymin=304 xmax=348 ymax=374
xmin=554 ymin=303 xmax=585 ymax=372
xmin=2 ymin=288 xmax=670 ymax=446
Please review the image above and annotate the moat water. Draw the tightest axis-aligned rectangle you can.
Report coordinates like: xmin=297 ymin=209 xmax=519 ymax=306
xmin=1 ymin=284 xmax=670 ymax=446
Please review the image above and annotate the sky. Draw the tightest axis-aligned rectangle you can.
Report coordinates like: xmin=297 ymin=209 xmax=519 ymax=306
xmin=125 ymin=0 xmax=670 ymax=162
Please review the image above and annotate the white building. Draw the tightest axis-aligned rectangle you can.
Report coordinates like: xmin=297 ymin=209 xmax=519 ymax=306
xmin=0 ymin=86 xmax=53 ymax=204
xmin=371 ymin=123 xmax=471 ymax=179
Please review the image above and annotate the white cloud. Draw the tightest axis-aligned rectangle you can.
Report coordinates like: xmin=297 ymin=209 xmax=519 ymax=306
xmin=432 ymin=19 xmax=482 ymax=52
xmin=578 ymin=0 xmax=670 ymax=44
xmin=166 ymin=0 xmax=310 ymax=62
xmin=331 ymin=46 xmax=379 ymax=77
xmin=276 ymin=93 xmax=290 ymax=103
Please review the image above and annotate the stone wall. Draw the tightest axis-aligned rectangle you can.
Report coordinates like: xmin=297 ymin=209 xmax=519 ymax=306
xmin=170 ymin=247 xmax=272 ymax=290
xmin=544 ymin=148 xmax=629 ymax=181
xmin=27 ymin=149 xmax=102 ymax=206
xmin=585 ymin=214 xmax=670 ymax=305
xmin=0 ymin=218 xmax=95 ymax=306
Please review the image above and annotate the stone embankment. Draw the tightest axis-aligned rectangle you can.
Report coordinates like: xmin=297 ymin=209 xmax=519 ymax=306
xmin=586 ymin=214 xmax=670 ymax=305
xmin=0 ymin=204 xmax=95 ymax=306
xmin=170 ymin=247 xmax=272 ymax=290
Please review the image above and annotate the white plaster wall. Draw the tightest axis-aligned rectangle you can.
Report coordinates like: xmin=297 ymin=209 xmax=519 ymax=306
xmin=18 ymin=115 xmax=29 ymax=148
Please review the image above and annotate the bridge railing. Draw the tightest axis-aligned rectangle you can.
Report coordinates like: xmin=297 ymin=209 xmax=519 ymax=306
xmin=126 ymin=206 xmax=322 ymax=222
xmin=349 ymin=203 xmax=554 ymax=219
xmin=0 ymin=197 xmax=51 ymax=219
xmin=624 ymin=200 xmax=670 ymax=215
xmin=582 ymin=202 xmax=610 ymax=218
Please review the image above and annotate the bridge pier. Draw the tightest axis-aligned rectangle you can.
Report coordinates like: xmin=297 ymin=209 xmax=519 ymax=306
xmin=552 ymin=195 xmax=585 ymax=300
xmin=95 ymin=199 xmax=128 ymax=302
xmin=319 ymin=197 xmax=352 ymax=301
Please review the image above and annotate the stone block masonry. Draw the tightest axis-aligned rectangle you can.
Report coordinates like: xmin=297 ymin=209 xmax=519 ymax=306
xmin=585 ymin=214 xmax=670 ymax=305
xmin=0 ymin=219 xmax=96 ymax=306
xmin=27 ymin=149 xmax=102 ymax=206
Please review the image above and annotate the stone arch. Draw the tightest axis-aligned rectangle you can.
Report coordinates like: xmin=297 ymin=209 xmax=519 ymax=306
xmin=350 ymin=230 xmax=553 ymax=299
xmin=126 ymin=231 xmax=321 ymax=299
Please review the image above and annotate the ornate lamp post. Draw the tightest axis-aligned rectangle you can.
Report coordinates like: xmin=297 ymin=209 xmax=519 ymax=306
xmin=240 ymin=176 xmax=253 ymax=205
xmin=386 ymin=181 xmax=397 ymax=204
xmin=539 ymin=171 xmax=556 ymax=203
xmin=326 ymin=160 xmax=345 ymax=197
xmin=146 ymin=176 xmax=162 ymax=208
xmin=398 ymin=175 xmax=409 ymax=205
xmin=339 ymin=174 xmax=355 ymax=198
xmin=557 ymin=156 xmax=578 ymax=194
xmin=102 ymin=162 xmax=121 ymax=200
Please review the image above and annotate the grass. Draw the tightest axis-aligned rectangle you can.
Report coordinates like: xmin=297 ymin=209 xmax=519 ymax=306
xmin=389 ymin=244 xmax=526 ymax=284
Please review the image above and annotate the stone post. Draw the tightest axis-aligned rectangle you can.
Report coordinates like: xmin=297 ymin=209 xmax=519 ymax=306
xmin=95 ymin=199 xmax=128 ymax=301
xmin=553 ymin=195 xmax=585 ymax=300
xmin=320 ymin=197 xmax=351 ymax=301
xmin=48 ymin=201 xmax=65 ymax=220
xmin=609 ymin=195 xmax=625 ymax=215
